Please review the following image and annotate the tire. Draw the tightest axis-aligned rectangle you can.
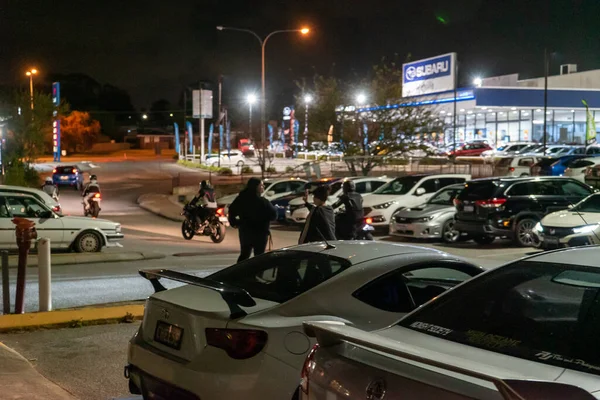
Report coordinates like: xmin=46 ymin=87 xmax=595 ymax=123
xmin=473 ymin=235 xmax=495 ymax=245
xmin=181 ymin=220 xmax=195 ymax=240
xmin=441 ymin=219 xmax=461 ymax=243
xmin=210 ymin=222 xmax=226 ymax=243
xmin=90 ymin=202 xmax=100 ymax=218
xmin=236 ymin=160 xmax=244 ymax=167
xmin=515 ymin=218 xmax=539 ymax=247
xmin=520 ymin=173 xmax=530 ymax=177
xmin=74 ymin=231 xmax=102 ymax=253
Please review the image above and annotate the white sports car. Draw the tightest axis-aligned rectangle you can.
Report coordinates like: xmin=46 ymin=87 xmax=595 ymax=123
xmin=125 ymin=241 xmax=484 ymax=400
xmin=302 ymin=246 xmax=600 ymax=399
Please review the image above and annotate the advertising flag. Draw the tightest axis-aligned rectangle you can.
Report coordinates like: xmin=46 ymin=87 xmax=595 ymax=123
xmin=186 ymin=121 xmax=193 ymax=153
xmin=173 ymin=123 xmax=180 ymax=154
xmin=226 ymin=119 xmax=231 ymax=155
xmin=583 ymin=100 xmax=597 ymax=146
xmin=208 ymin=123 xmax=214 ymax=155
xmin=268 ymin=124 xmax=274 ymax=147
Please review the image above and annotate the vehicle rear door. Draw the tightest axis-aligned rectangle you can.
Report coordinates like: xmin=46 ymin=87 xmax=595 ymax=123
xmin=455 ymin=180 xmax=501 ymax=223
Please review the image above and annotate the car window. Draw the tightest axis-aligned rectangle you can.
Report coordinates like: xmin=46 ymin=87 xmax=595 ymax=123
xmin=0 ymin=198 xmax=9 ymax=218
xmin=417 ymin=179 xmax=438 ymax=194
xmin=354 ymin=265 xmax=477 ymax=313
xmin=208 ymin=251 xmax=351 ymax=303
xmin=269 ymin=182 xmax=289 ymax=194
xmin=559 ymin=181 xmax=594 ymax=197
xmin=288 ymin=181 xmax=305 ymax=192
xmin=5 ymin=196 xmax=47 ymax=218
xmin=496 ymin=158 xmax=513 ymax=167
xmin=370 ymin=181 xmax=387 ymax=191
xmin=428 ymin=187 xmax=462 ymax=205
xmin=329 ymin=181 xmax=343 ymax=194
xmin=399 ymin=261 xmax=600 ymax=376
xmin=54 ymin=166 xmax=76 ymax=174
xmin=573 ymin=147 xmax=586 ymax=154
xmin=568 ymin=159 xmax=595 ymax=168
xmin=458 ymin=180 xmax=499 ymax=200
xmin=439 ymin=177 xmax=464 ymax=187
xmin=572 ymin=194 xmax=600 ymax=212
xmin=355 ymin=181 xmax=368 ymax=193
xmin=518 ymin=158 xmax=534 ymax=167
xmin=509 ymin=181 xmax=560 ymax=196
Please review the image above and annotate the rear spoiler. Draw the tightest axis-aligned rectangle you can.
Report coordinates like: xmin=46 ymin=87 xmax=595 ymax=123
xmin=139 ymin=269 xmax=256 ymax=319
xmin=304 ymin=322 xmax=595 ymax=400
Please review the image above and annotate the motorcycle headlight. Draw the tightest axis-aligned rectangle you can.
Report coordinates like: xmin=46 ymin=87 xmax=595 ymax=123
xmin=573 ymin=224 xmax=600 ymax=234
xmin=373 ymin=201 xmax=397 ymax=209
xmin=286 ymin=205 xmax=291 ymax=210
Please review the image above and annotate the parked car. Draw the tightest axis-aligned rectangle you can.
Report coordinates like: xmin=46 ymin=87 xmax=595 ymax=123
xmin=302 ymin=246 xmax=600 ymax=400
xmin=0 ymin=185 xmax=62 ymax=214
xmin=52 ymin=165 xmax=84 ymax=190
xmin=532 ymin=154 xmax=589 ymax=176
xmin=217 ymin=178 xmax=308 ymax=208
xmin=535 ymin=192 xmax=600 ymax=249
xmin=0 ymin=193 xmax=122 ymax=252
xmin=454 ymin=176 xmax=595 ymax=246
xmin=204 ymin=150 xmax=247 ymax=167
xmin=272 ymin=179 xmax=337 ymax=222
xmin=362 ymin=174 xmax=471 ymax=228
xmin=389 ymin=184 xmax=466 ymax=243
xmin=494 ymin=155 xmax=539 ymax=177
xmin=447 ymin=142 xmax=492 ymax=157
xmin=480 ymin=142 xmax=531 ymax=158
xmin=564 ymin=156 xmax=600 ymax=182
xmin=286 ymin=177 xmax=391 ymax=225
xmin=529 ymin=156 xmax=559 ymax=176
xmin=513 ymin=143 xmax=542 ymax=155
xmin=125 ymin=241 xmax=484 ymax=400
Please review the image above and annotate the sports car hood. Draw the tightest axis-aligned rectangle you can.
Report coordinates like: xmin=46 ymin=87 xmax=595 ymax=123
xmin=542 ymin=210 xmax=600 ymax=228
xmin=397 ymin=203 xmax=454 ymax=218
xmin=363 ymin=194 xmax=405 ymax=207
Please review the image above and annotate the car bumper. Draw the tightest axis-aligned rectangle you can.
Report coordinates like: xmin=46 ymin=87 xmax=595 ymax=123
xmin=286 ymin=209 xmax=309 ymax=224
xmin=389 ymin=220 xmax=444 ymax=239
xmin=455 ymin=220 xmax=512 ymax=237
xmin=363 ymin=210 xmax=390 ymax=226
xmin=105 ymin=233 xmax=124 ymax=247
xmin=540 ymin=232 xmax=600 ymax=248
xmin=54 ymin=177 xmax=80 ymax=186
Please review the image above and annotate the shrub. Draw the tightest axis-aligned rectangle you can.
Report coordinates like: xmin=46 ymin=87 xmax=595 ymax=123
xmin=285 ymin=166 xmax=295 ymax=173
xmin=218 ymin=167 xmax=233 ymax=176
xmin=5 ymin=163 xmax=40 ymax=187
xmin=241 ymin=166 xmax=253 ymax=174
xmin=266 ymin=166 xmax=277 ymax=173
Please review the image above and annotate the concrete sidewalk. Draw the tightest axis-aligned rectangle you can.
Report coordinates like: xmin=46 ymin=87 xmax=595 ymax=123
xmin=9 ymin=251 xmax=165 ymax=268
xmin=137 ymin=193 xmax=185 ymax=222
xmin=0 ymin=341 xmax=76 ymax=399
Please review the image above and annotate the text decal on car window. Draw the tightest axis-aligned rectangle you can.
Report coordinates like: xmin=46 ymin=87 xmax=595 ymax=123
xmin=536 ymin=351 xmax=600 ymax=373
xmin=410 ymin=321 xmax=452 ymax=336
xmin=466 ymin=330 xmax=521 ymax=349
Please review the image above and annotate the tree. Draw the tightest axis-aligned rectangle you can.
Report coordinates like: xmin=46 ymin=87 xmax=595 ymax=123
xmin=60 ymin=111 xmax=101 ymax=153
xmin=149 ymin=99 xmax=171 ymax=127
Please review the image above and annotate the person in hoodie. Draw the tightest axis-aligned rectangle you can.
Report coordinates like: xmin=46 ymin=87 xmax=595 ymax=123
xmin=299 ymin=185 xmax=336 ymax=244
xmin=228 ymin=177 xmax=277 ymax=262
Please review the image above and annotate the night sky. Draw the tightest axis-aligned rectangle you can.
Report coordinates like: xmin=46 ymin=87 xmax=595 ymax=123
xmin=2 ymin=0 xmax=600 ymax=115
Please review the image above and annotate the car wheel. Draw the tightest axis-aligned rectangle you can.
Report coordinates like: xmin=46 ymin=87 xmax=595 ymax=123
xmin=236 ymin=160 xmax=244 ymax=167
xmin=515 ymin=218 xmax=539 ymax=247
xmin=74 ymin=231 xmax=102 ymax=253
xmin=473 ymin=235 xmax=495 ymax=245
xmin=520 ymin=173 xmax=530 ymax=177
xmin=441 ymin=219 xmax=461 ymax=243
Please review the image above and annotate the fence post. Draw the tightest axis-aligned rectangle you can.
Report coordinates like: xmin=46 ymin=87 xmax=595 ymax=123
xmin=1 ymin=251 xmax=9 ymax=314
xmin=38 ymin=238 xmax=52 ymax=312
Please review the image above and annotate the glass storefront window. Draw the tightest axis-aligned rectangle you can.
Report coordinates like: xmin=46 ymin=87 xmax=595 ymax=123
xmin=520 ymin=110 xmax=532 ymax=142
xmin=554 ymin=110 xmax=575 ymax=144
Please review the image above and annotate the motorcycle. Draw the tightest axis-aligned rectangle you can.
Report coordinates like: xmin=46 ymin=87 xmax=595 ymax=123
xmin=181 ymin=204 xmax=228 ymax=243
xmin=357 ymin=218 xmax=375 ymax=240
xmin=83 ymin=193 xmax=101 ymax=218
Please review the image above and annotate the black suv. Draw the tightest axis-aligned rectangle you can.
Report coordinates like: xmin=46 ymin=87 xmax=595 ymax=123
xmin=454 ymin=176 xmax=596 ymax=246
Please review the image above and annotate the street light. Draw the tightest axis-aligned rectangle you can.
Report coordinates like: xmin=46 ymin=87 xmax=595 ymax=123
xmin=356 ymin=93 xmax=367 ymax=105
xmin=303 ymin=94 xmax=313 ymax=147
xmin=25 ymin=68 xmax=38 ymax=110
xmin=217 ymin=25 xmax=311 ymax=177
xmin=142 ymin=114 xmax=148 ymax=120
xmin=473 ymin=77 xmax=483 ymax=87
xmin=246 ymin=93 xmax=257 ymax=138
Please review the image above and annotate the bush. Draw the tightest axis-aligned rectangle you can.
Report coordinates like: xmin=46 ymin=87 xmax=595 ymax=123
xmin=241 ymin=166 xmax=253 ymax=174
xmin=218 ymin=167 xmax=233 ymax=176
xmin=285 ymin=166 xmax=295 ymax=173
xmin=5 ymin=163 xmax=40 ymax=187
xmin=266 ymin=166 xmax=277 ymax=173
xmin=177 ymin=160 xmax=220 ymax=172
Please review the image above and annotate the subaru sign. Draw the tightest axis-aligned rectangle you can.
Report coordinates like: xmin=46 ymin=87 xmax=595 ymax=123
xmin=402 ymin=53 xmax=456 ymax=97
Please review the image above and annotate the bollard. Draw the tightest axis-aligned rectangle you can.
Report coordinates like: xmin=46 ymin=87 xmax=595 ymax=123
xmin=1 ymin=251 xmax=9 ymax=314
xmin=12 ymin=217 xmax=36 ymax=314
xmin=38 ymin=238 xmax=52 ymax=312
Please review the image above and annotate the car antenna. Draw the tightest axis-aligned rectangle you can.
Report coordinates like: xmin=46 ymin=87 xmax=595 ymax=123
xmin=568 ymin=198 xmax=600 ymax=244
xmin=316 ymin=227 xmax=336 ymax=250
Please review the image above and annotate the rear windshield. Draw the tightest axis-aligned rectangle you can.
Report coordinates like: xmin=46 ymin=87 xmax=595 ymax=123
xmin=208 ymin=250 xmax=351 ymax=303
xmin=496 ymin=158 xmax=513 ymax=167
xmin=457 ymin=181 xmax=499 ymax=200
xmin=399 ymin=261 xmax=600 ymax=376
xmin=373 ymin=176 xmax=422 ymax=195
xmin=54 ymin=166 xmax=76 ymax=174
xmin=568 ymin=159 xmax=595 ymax=168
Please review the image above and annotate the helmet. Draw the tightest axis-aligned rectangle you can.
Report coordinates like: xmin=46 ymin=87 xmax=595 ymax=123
xmin=45 ymin=177 xmax=53 ymax=184
xmin=342 ymin=180 xmax=356 ymax=193
xmin=200 ymin=180 xmax=210 ymax=189
xmin=90 ymin=175 xmax=97 ymax=181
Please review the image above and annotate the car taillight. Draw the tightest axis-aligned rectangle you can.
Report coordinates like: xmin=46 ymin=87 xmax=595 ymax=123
xmin=72 ymin=168 xmax=77 ymax=173
xmin=453 ymin=198 xmax=461 ymax=207
xmin=475 ymin=198 xmax=507 ymax=208
xmin=509 ymin=167 xmax=515 ymax=172
xmin=52 ymin=169 xmax=57 ymax=173
xmin=52 ymin=205 xmax=61 ymax=212
xmin=205 ymin=328 xmax=267 ymax=359
xmin=216 ymin=207 xmax=224 ymax=216
xmin=94 ymin=193 xmax=101 ymax=198
xmin=365 ymin=217 xmax=373 ymax=224
xmin=301 ymin=344 xmax=319 ymax=395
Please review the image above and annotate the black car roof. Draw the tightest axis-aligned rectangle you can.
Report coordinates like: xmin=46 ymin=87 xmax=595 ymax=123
xmin=469 ymin=176 xmax=577 ymax=183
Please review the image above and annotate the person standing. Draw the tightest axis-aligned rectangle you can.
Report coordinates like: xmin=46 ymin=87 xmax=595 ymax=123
xmin=228 ymin=178 xmax=277 ymax=262
xmin=299 ymin=185 xmax=336 ymax=244
xmin=332 ymin=180 xmax=364 ymax=240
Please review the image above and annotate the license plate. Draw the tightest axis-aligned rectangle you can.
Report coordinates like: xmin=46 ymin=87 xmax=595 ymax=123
xmin=60 ymin=176 xmax=69 ymax=180
xmin=396 ymin=224 xmax=408 ymax=231
xmin=92 ymin=198 xmax=101 ymax=202
xmin=464 ymin=205 xmax=474 ymax=212
xmin=545 ymin=237 xmax=559 ymax=245
xmin=219 ymin=216 xmax=230 ymax=226
xmin=154 ymin=321 xmax=184 ymax=350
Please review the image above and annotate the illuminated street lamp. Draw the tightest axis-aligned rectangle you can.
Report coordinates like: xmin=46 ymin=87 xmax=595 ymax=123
xmin=142 ymin=114 xmax=148 ymax=120
xmin=246 ymin=93 xmax=257 ymax=137
xmin=303 ymin=94 xmax=313 ymax=147
xmin=356 ymin=93 xmax=367 ymax=105
xmin=217 ymin=25 xmax=311 ymax=177
xmin=25 ymin=68 xmax=38 ymax=110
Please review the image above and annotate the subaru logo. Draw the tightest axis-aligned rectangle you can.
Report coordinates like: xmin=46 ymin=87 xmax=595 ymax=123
xmin=549 ymin=229 xmax=555 ymax=235
xmin=366 ymin=378 xmax=386 ymax=400
xmin=405 ymin=66 xmax=416 ymax=81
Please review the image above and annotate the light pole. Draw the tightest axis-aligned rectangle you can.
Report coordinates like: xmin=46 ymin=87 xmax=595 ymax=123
xmin=25 ymin=68 xmax=38 ymax=110
xmin=246 ymin=93 xmax=257 ymax=138
xmin=356 ymin=93 xmax=367 ymax=154
xmin=217 ymin=26 xmax=310 ymax=177
xmin=303 ymin=94 xmax=312 ymax=147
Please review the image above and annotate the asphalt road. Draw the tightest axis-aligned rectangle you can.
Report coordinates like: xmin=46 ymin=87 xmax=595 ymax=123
xmin=0 ymin=158 xmax=544 ymax=399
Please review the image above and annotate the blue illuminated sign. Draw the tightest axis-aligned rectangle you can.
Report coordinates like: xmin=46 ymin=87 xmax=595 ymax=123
xmin=403 ymin=54 xmax=452 ymax=83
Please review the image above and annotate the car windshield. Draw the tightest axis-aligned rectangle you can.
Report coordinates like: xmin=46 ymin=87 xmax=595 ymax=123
xmin=399 ymin=260 xmax=600 ymax=376
xmin=294 ymin=181 xmax=324 ymax=194
xmin=569 ymin=159 xmax=595 ymax=168
xmin=54 ymin=166 xmax=76 ymax=174
xmin=208 ymin=250 xmax=352 ymax=303
xmin=519 ymin=145 xmax=540 ymax=153
xmin=572 ymin=194 xmax=600 ymax=212
xmin=373 ymin=176 xmax=422 ymax=195
xmin=547 ymin=147 xmax=567 ymax=154
xmin=428 ymin=187 xmax=463 ymax=205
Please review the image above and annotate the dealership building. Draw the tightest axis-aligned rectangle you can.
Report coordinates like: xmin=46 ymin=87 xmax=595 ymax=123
xmin=356 ymin=53 xmax=600 ymax=147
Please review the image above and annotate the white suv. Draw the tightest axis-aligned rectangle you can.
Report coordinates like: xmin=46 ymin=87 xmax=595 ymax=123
xmin=362 ymin=174 xmax=471 ymax=227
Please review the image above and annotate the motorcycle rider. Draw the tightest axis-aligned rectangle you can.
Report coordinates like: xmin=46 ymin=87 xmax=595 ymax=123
xmin=331 ymin=180 xmax=364 ymax=240
xmin=41 ymin=177 xmax=59 ymax=201
xmin=189 ymin=180 xmax=217 ymax=225
xmin=82 ymin=174 xmax=101 ymax=213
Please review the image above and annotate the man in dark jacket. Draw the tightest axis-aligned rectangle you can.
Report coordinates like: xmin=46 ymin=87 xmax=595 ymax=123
xmin=189 ymin=180 xmax=217 ymax=224
xmin=299 ymin=185 xmax=336 ymax=244
xmin=228 ymin=178 xmax=277 ymax=262
xmin=332 ymin=180 xmax=364 ymax=240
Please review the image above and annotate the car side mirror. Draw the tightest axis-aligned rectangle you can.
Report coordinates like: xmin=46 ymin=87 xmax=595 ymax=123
xmin=568 ymin=204 xmax=574 ymax=209
xmin=265 ymin=190 xmax=275 ymax=197
xmin=415 ymin=187 xmax=426 ymax=196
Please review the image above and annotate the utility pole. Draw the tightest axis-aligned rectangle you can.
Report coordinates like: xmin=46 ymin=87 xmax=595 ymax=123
xmin=218 ymin=76 xmax=223 ymax=168
xmin=452 ymin=57 xmax=458 ymax=160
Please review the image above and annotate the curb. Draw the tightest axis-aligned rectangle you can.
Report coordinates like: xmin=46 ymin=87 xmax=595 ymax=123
xmin=8 ymin=251 xmax=165 ymax=268
xmin=0 ymin=303 xmax=145 ymax=332
xmin=137 ymin=194 xmax=185 ymax=222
